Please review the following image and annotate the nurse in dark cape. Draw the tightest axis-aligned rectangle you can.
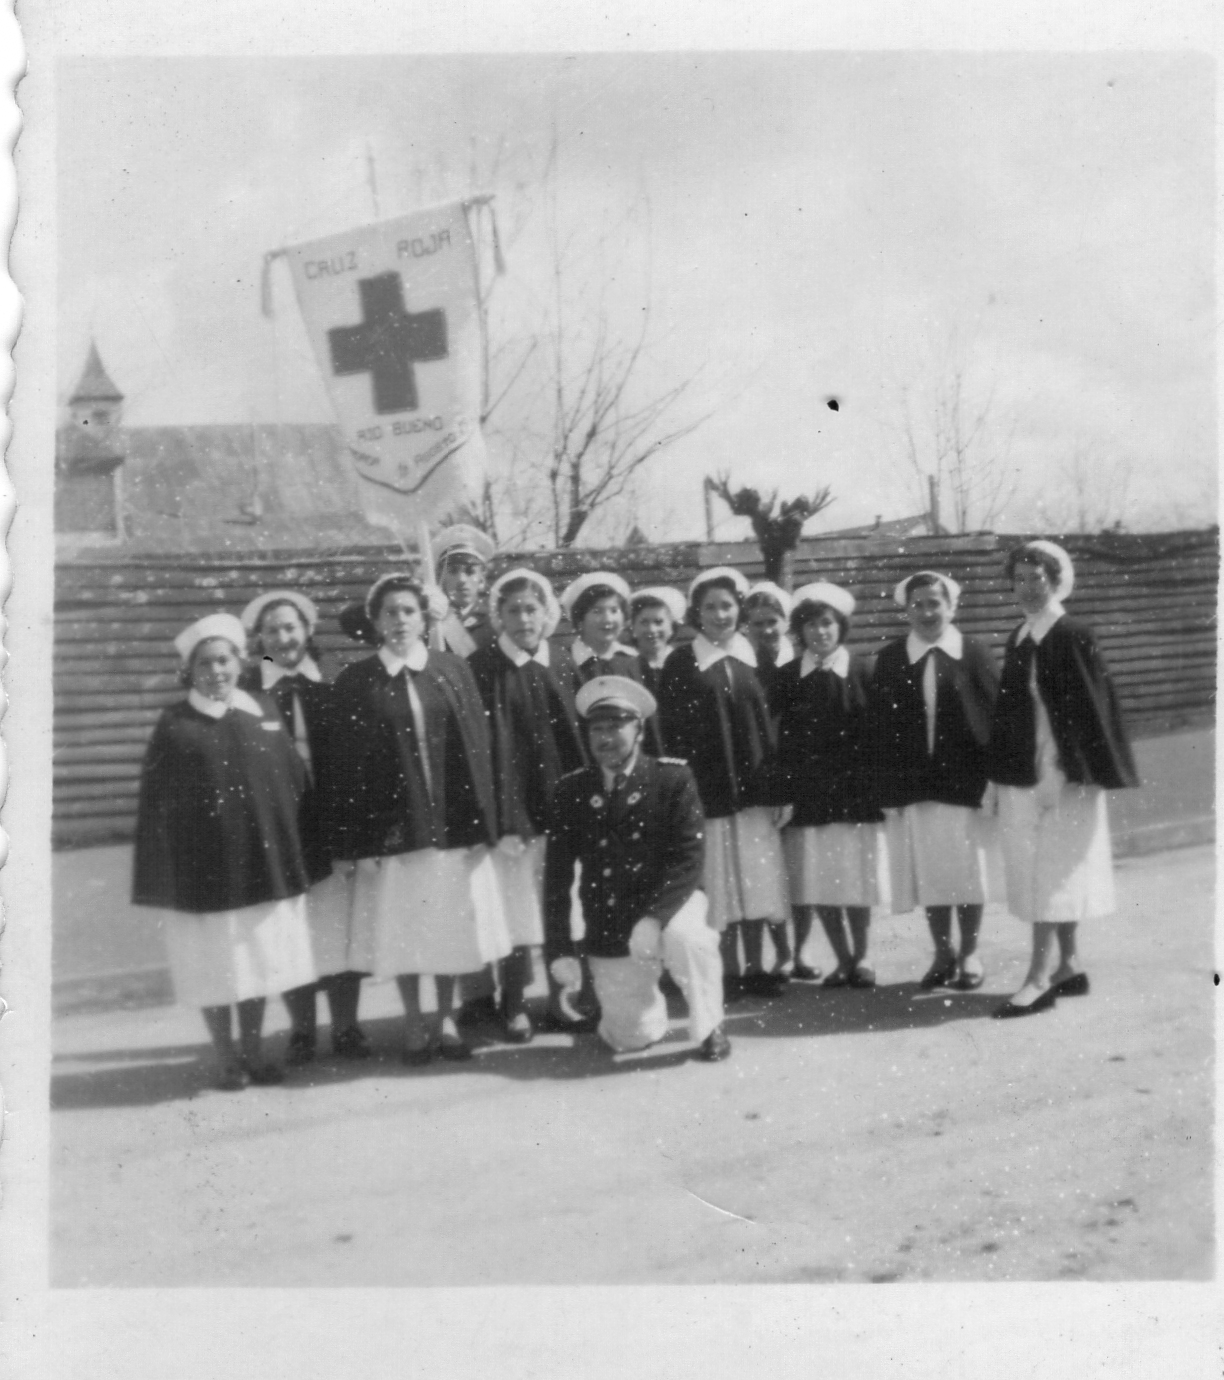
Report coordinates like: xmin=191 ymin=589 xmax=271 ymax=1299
xmin=656 ymin=566 xmax=792 ymax=998
xmin=132 ymin=613 xmax=317 ymax=1090
xmin=239 ymin=589 xmax=370 ymax=1064
xmin=467 ymin=567 xmax=586 ymax=1043
xmin=987 ymin=541 xmax=1138 ymax=1017
xmin=325 ymin=574 xmax=511 ymax=1064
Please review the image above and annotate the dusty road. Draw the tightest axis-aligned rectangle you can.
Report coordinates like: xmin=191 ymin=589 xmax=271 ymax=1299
xmin=51 ymin=845 xmax=1213 ymax=1286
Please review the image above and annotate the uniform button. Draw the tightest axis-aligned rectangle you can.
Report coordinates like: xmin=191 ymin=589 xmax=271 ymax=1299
xmin=599 ymin=839 xmax=607 ymax=847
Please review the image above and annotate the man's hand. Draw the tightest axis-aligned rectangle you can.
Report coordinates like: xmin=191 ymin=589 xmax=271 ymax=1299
xmin=497 ymin=834 xmax=528 ymax=858
xmin=772 ymin=804 xmax=795 ymax=830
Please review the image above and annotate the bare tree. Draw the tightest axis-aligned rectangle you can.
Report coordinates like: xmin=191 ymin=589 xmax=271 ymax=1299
xmin=1039 ymin=440 xmax=1134 ymax=533
xmin=884 ymin=332 xmax=1017 ymax=534
xmin=707 ymin=474 xmax=835 ymax=591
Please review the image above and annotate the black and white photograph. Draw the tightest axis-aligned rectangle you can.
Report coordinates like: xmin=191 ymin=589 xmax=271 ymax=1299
xmin=3 ymin=3 xmax=1219 ymax=1376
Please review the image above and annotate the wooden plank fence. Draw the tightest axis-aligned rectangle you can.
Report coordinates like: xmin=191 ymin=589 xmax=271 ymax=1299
xmin=53 ymin=529 xmax=1217 ymax=848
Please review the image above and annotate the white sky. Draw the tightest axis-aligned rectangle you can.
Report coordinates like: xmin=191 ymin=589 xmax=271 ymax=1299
xmin=57 ymin=52 xmax=1215 ymax=540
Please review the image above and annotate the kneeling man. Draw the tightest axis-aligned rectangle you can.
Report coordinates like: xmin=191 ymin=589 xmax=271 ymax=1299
xmin=544 ymin=675 xmax=730 ymax=1061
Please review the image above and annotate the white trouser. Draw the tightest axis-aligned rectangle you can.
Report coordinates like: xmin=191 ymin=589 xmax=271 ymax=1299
xmin=587 ymin=892 xmax=723 ymax=1052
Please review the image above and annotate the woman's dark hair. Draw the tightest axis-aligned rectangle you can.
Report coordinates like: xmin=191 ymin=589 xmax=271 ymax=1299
xmin=902 ymin=572 xmax=953 ymax=604
xmin=743 ymin=590 xmax=787 ymax=620
xmin=367 ymin=575 xmax=434 ymax=631
xmin=179 ymin=636 xmax=244 ymax=689
xmin=687 ymin=575 xmax=745 ymax=631
xmin=630 ymin=593 xmax=673 ymax=621
xmin=790 ymin=599 xmax=850 ymax=645
xmin=495 ymin=574 xmax=551 ymax=609
xmin=572 ymin=584 xmax=629 ymax=629
xmin=1005 ymin=544 xmax=1062 ymax=586
xmin=252 ymin=597 xmax=321 ymax=663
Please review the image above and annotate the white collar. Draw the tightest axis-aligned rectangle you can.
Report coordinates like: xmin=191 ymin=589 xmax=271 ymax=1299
xmin=498 ymin=631 xmax=551 ymax=668
xmin=260 ymin=655 xmax=322 ymax=689
xmin=378 ymin=642 xmax=429 ymax=676
xmin=188 ymin=688 xmax=265 ymax=720
xmin=767 ymin=639 xmax=796 ymax=668
xmin=906 ymin=625 xmax=963 ymax=664
xmin=800 ymin=645 xmax=850 ymax=679
xmin=1017 ymin=601 xmax=1066 ymax=646
xmin=692 ymin=632 xmax=757 ymax=672
xmin=571 ymin=639 xmax=634 ymax=667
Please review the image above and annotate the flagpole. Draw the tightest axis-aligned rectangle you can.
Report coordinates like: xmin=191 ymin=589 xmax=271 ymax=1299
xmin=366 ymin=142 xmax=380 ymax=219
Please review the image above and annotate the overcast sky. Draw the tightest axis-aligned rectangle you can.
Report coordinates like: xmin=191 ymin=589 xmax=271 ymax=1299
xmin=57 ymin=53 xmax=1214 ymax=541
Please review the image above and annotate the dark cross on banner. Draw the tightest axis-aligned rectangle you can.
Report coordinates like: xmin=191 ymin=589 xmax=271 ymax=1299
xmin=328 ymin=272 xmax=449 ymax=414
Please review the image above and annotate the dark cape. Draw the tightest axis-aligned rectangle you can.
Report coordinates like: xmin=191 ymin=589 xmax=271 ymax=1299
xmin=467 ymin=639 xmax=587 ymax=839
xmin=870 ymin=634 xmax=999 ymax=810
xmin=132 ymin=694 xmax=314 ymax=914
xmin=238 ymin=663 xmax=335 ymax=881
xmin=656 ymin=643 xmax=785 ymax=820
xmin=323 ymin=651 xmax=498 ymax=861
xmin=986 ymin=614 xmax=1138 ymax=790
xmin=771 ymin=653 xmax=883 ymax=827
xmin=544 ymin=755 xmax=705 ymax=961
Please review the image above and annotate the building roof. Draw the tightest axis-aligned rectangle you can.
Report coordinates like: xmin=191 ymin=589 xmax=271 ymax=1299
xmin=68 ymin=341 xmax=124 ymax=404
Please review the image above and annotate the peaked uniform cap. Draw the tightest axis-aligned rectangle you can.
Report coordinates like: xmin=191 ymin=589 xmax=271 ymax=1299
xmin=576 ymin=675 xmax=658 ymax=721
xmin=434 ymin=524 xmax=496 ymax=567
xmin=240 ymin=589 xmax=319 ymax=634
xmin=560 ymin=571 xmax=632 ymax=616
xmin=629 ymin=586 xmax=687 ymax=623
xmin=175 ymin=613 xmax=247 ymax=663
xmin=792 ymin=581 xmax=856 ymax=619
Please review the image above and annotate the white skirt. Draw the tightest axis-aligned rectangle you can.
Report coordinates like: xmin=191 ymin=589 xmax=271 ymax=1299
xmin=885 ymin=801 xmax=1002 ymax=912
xmin=351 ymin=846 xmax=512 ymax=979
xmin=304 ymin=865 xmax=359 ymax=978
xmin=162 ymin=893 xmax=316 ymax=1009
xmin=490 ymin=836 xmax=548 ymax=947
xmin=782 ymin=822 xmax=888 ymax=907
xmin=997 ymin=783 xmax=1115 ymax=923
xmin=704 ymin=807 xmax=789 ymax=930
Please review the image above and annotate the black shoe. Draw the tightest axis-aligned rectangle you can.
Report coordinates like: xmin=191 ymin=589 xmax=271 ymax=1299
xmin=792 ymin=963 xmax=822 ymax=982
xmin=438 ymin=1035 xmax=474 ymax=1062
xmin=697 ymin=1027 xmax=732 ymax=1062
xmin=285 ymin=1031 xmax=317 ymax=1066
xmin=333 ymin=1025 xmax=373 ymax=1060
xmin=993 ymin=986 xmax=1058 ymax=1019
xmin=920 ymin=957 xmax=959 ymax=990
xmin=1050 ymin=972 xmax=1090 ymax=997
xmin=402 ymin=1043 xmax=434 ymax=1066
xmin=742 ymin=971 xmax=788 ymax=997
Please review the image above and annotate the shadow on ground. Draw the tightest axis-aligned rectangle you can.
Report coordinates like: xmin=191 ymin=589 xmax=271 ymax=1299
xmin=52 ymin=979 xmax=1006 ymax=1110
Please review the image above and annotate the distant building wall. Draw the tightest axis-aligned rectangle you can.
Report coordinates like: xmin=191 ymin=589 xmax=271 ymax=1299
xmin=53 ymin=528 xmax=1217 ymax=848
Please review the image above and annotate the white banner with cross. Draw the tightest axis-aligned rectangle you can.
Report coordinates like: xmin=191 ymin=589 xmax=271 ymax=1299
xmin=278 ymin=201 xmax=489 ymax=534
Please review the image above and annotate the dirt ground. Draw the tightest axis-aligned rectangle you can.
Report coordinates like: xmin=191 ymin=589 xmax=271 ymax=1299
xmin=50 ymin=844 xmax=1213 ymax=1287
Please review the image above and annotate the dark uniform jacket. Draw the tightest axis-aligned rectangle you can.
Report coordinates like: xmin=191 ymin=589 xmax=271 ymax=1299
xmin=468 ymin=638 xmax=587 ymax=839
xmin=656 ymin=641 xmax=785 ymax=819
xmin=986 ymin=615 xmax=1138 ymax=790
xmin=324 ymin=650 xmax=498 ymax=861
xmin=870 ymin=634 xmax=999 ymax=810
xmin=544 ymin=754 xmax=705 ymax=961
xmin=132 ymin=693 xmax=314 ymax=913
xmin=771 ymin=652 xmax=883 ymax=827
